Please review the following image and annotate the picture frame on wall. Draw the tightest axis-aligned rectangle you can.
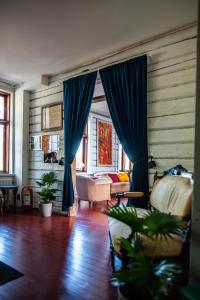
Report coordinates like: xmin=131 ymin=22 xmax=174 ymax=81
xmin=41 ymin=103 xmax=63 ymax=131
xmin=97 ymin=120 xmax=113 ymax=166
xmin=30 ymin=135 xmax=42 ymax=151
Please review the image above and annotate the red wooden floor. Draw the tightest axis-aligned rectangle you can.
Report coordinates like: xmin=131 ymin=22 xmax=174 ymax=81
xmin=0 ymin=202 xmax=117 ymax=300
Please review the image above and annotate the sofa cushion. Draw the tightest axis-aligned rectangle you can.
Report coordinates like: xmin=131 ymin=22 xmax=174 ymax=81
xmin=108 ymin=173 xmax=119 ymax=182
xmin=110 ymin=182 xmax=130 ymax=194
xmin=117 ymin=172 xmax=129 ymax=182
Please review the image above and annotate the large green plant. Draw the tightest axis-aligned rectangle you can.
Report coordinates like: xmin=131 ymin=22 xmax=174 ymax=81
xmin=106 ymin=205 xmax=184 ymax=300
xmin=36 ymin=171 xmax=59 ymax=203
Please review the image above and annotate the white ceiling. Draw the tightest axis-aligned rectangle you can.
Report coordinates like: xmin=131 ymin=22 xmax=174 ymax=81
xmin=0 ymin=0 xmax=198 ymax=85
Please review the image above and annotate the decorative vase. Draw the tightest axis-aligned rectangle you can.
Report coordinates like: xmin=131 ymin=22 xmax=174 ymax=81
xmin=40 ymin=202 xmax=52 ymax=217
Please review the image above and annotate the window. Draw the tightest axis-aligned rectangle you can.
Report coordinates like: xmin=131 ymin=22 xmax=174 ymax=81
xmin=118 ymin=144 xmax=131 ymax=171
xmin=0 ymin=93 xmax=10 ymax=173
xmin=76 ymin=124 xmax=88 ymax=172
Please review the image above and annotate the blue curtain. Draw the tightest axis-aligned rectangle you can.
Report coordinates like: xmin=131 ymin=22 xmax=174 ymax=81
xmin=62 ymin=72 xmax=97 ymax=211
xmin=100 ymin=55 xmax=149 ymax=208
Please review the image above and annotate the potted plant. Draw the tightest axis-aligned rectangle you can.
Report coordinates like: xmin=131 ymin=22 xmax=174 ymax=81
xmin=106 ymin=205 xmax=184 ymax=300
xmin=36 ymin=171 xmax=59 ymax=217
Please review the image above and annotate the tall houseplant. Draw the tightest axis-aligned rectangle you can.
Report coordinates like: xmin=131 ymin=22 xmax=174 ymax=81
xmin=106 ymin=205 xmax=184 ymax=300
xmin=36 ymin=171 xmax=59 ymax=217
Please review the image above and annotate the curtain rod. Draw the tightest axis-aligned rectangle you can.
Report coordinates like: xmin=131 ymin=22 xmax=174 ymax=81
xmin=60 ymin=53 xmax=151 ymax=83
xmin=57 ymin=22 xmax=196 ymax=83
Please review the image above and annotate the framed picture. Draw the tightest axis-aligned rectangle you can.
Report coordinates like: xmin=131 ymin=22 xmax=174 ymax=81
xmin=30 ymin=135 xmax=42 ymax=150
xmin=97 ymin=120 xmax=112 ymax=166
xmin=42 ymin=134 xmax=59 ymax=163
xmin=41 ymin=103 xmax=63 ymax=131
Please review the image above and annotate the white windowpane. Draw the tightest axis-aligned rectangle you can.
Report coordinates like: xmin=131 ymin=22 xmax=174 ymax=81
xmin=118 ymin=143 xmax=130 ymax=171
xmin=0 ymin=97 xmax=4 ymax=119
xmin=76 ymin=140 xmax=84 ymax=170
xmin=118 ymin=144 xmax=122 ymax=170
xmin=124 ymin=153 xmax=130 ymax=170
xmin=0 ymin=125 xmax=4 ymax=171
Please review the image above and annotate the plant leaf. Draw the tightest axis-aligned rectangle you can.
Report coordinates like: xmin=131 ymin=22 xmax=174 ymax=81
xmin=105 ymin=204 xmax=145 ymax=234
xmin=143 ymin=210 xmax=184 ymax=240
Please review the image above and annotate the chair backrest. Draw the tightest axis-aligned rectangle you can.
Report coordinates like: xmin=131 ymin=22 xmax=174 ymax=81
xmin=150 ymin=175 xmax=193 ymax=218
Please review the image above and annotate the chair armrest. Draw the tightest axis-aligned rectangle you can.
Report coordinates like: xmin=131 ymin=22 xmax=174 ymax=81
xmin=123 ymin=192 xmax=144 ymax=198
xmin=114 ymin=192 xmax=144 ymax=207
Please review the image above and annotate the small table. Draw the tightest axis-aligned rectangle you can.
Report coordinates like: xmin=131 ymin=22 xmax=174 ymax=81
xmin=0 ymin=185 xmax=18 ymax=214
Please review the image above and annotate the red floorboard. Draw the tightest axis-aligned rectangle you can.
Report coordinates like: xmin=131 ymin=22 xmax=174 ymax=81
xmin=0 ymin=202 xmax=117 ymax=300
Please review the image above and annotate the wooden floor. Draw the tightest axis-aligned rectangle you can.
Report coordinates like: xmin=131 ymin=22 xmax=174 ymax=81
xmin=0 ymin=202 xmax=117 ymax=300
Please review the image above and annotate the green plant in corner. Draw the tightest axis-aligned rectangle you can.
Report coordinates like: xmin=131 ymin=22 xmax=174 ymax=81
xmin=36 ymin=171 xmax=59 ymax=203
xmin=105 ymin=205 xmax=184 ymax=300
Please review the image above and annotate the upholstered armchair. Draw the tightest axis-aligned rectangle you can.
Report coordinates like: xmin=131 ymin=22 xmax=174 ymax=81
xmin=108 ymin=175 xmax=193 ymax=264
xmin=76 ymin=174 xmax=112 ymax=205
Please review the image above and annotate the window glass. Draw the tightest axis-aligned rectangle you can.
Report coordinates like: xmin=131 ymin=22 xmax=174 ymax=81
xmin=0 ymin=124 xmax=4 ymax=171
xmin=75 ymin=122 xmax=88 ymax=172
xmin=118 ymin=144 xmax=122 ymax=171
xmin=118 ymin=143 xmax=130 ymax=171
xmin=76 ymin=140 xmax=84 ymax=170
xmin=124 ymin=152 xmax=130 ymax=170
xmin=0 ymin=93 xmax=10 ymax=172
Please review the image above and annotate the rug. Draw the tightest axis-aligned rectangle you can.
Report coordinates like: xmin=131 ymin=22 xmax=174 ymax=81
xmin=0 ymin=261 xmax=24 ymax=285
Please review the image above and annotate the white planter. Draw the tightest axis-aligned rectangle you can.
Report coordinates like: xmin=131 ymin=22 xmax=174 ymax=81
xmin=40 ymin=202 xmax=53 ymax=217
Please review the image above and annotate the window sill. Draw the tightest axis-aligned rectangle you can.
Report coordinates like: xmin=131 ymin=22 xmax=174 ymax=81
xmin=0 ymin=173 xmax=15 ymax=177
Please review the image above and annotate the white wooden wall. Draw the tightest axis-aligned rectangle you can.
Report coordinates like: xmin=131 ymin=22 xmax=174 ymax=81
xmin=29 ymin=26 xmax=197 ymax=210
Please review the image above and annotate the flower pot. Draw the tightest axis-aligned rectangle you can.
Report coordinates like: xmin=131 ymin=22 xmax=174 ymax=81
xmin=40 ymin=202 xmax=52 ymax=217
xmin=118 ymin=286 xmax=148 ymax=300
xmin=118 ymin=288 xmax=128 ymax=300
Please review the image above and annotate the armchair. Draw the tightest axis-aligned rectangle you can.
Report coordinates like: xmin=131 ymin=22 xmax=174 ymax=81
xmin=76 ymin=174 xmax=112 ymax=206
xmin=108 ymin=175 xmax=193 ymax=268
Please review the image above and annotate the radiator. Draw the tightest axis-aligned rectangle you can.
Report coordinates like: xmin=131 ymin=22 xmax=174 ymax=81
xmin=0 ymin=175 xmax=16 ymax=206
xmin=0 ymin=175 xmax=15 ymax=186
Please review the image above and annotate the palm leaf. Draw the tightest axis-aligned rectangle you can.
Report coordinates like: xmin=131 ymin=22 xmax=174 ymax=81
xmin=118 ymin=237 xmax=144 ymax=257
xmin=40 ymin=171 xmax=59 ymax=186
xmin=143 ymin=210 xmax=184 ymax=240
xmin=35 ymin=180 xmax=45 ymax=187
xmin=105 ymin=204 xmax=144 ymax=234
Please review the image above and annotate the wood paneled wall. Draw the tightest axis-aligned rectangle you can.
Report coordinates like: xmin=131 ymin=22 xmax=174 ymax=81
xmin=29 ymin=26 xmax=197 ymax=210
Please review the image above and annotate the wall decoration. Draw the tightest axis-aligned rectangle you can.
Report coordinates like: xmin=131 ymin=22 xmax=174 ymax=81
xmin=42 ymin=134 xmax=59 ymax=163
xmin=41 ymin=103 xmax=63 ymax=131
xmin=97 ymin=120 xmax=112 ymax=166
xmin=30 ymin=135 xmax=42 ymax=150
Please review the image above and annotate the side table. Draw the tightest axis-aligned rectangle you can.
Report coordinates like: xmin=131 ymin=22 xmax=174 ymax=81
xmin=0 ymin=185 xmax=18 ymax=214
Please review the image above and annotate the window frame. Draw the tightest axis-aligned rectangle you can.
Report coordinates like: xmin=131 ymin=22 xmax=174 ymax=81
xmin=0 ymin=92 xmax=10 ymax=173
xmin=76 ymin=124 xmax=88 ymax=172
xmin=118 ymin=144 xmax=131 ymax=172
